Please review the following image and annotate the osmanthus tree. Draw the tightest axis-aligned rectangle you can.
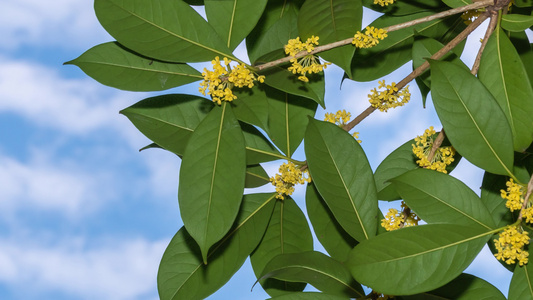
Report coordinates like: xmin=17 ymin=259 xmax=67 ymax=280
xmin=65 ymin=0 xmax=533 ymax=298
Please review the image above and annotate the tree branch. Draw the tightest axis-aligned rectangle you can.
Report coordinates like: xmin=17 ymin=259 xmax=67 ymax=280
xmin=471 ymin=12 xmax=499 ymax=75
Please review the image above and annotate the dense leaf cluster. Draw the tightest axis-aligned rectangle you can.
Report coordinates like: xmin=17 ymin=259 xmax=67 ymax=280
xmin=66 ymin=0 xmax=533 ymax=299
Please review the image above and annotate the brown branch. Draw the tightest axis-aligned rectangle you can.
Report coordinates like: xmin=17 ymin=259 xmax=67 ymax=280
xmin=253 ymin=0 xmax=494 ymax=72
xmin=342 ymin=12 xmax=490 ymax=132
xmin=427 ymin=129 xmax=446 ymax=163
xmin=471 ymin=12 xmax=499 ymax=75
xmin=518 ymin=174 xmax=533 ymax=221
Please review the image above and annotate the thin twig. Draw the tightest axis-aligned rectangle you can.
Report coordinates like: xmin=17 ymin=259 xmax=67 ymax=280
xmin=518 ymin=174 xmax=533 ymax=221
xmin=253 ymin=0 xmax=494 ymax=71
xmin=471 ymin=12 xmax=499 ymax=75
xmin=343 ymin=12 xmax=490 ymax=132
xmin=427 ymin=129 xmax=446 ymax=163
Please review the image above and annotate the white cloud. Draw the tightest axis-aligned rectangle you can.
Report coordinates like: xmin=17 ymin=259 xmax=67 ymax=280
xmin=0 ymin=237 xmax=166 ymax=300
xmin=0 ymin=0 xmax=110 ymax=50
xmin=0 ymin=57 xmax=145 ymax=136
xmin=0 ymin=153 xmax=100 ymax=216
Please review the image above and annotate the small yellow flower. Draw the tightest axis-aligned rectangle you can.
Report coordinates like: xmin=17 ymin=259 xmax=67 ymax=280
xmin=368 ymin=80 xmax=410 ymax=112
xmin=353 ymin=27 xmax=388 ymax=49
xmin=501 ymin=178 xmax=526 ymax=212
xmin=199 ymin=57 xmax=264 ymax=105
xmin=381 ymin=202 xmax=420 ymax=231
xmin=411 ymin=126 xmax=455 ymax=174
xmin=323 ymin=110 xmax=361 ymax=143
xmin=373 ymin=0 xmax=395 ymax=6
xmin=494 ymin=225 xmax=530 ymax=266
xmin=284 ymin=36 xmax=331 ymax=82
xmin=270 ymin=161 xmax=311 ymax=200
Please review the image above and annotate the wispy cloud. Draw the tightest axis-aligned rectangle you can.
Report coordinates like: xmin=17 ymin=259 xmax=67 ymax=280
xmin=0 ymin=236 xmax=166 ymax=300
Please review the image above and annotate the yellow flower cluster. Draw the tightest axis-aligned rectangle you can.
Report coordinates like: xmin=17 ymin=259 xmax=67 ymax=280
xmin=412 ymin=126 xmax=455 ymax=174
xmin=284 ymin=36 xmax=331 ymax=82
xmin=324 ymin=110 xmax=361 ymax=142
xmin=199 ymin=57 xmax=264 ymax=105
xmin=368 ymin=80 xmax=411 ymax=112
xmin=461 ymin=10 xmax=482 ymax=25
xmin=270 ymin=161 xmax=311 ymax=200
xmin=352 ymin=26 xmax=388 ymax=49
xmin=373 ymin=0 xmax=395 ymax=6
xmin=381 ymin=202 xmax=420 ymax=231
xmin=501 ymin=178 xmax=526 ymax=212
xmin=494 ymin=225 xmax=530 ymax=266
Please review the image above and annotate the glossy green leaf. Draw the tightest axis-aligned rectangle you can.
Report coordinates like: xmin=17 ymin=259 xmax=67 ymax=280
xmin=305 ymin=183 xmax=357 ymax=262
xmin=399 ymin=273 xmax=506 ymax=300
xmin=120 ymin=94 xmax=214 ymax=156
xmin=509 ymin=262 xmax=533 ymax=299
xmin=178 ymin=103 xmax=246 ymax=263
xmin=258 ymin=50 xmax=326 ymax=107
xmin=205 ymin=0 xmax=267 ymax=51
xmin=245 ymin=164 xmax=270 ymax=188
xmin=258 ymin=251 xmax=364 ymax=298
xmin=363 ymin=0 xmax=444 ymax=15
xmin=157 ymin=193 xmax=276 ymax=300
xmin=374 ymin=138 xmax=418 ymax=201
xmin=266 ymin=87 xmax=318 ymax=156
xmin=391 ymin=169 xmax=496 ymax=230
xmin=246 ymin=0 xmax=302 ymax=64
xmin=441 ymin=0 xmax=471 ymax=8
xmin=305 ymin=119 xmax=378 ymax=242
xmin=350 ymin=13 xmax=463 ymax=81
xmin=298 ymin=0 xmax=362 ymax=77
xmin=347 ymin=224 xmax=492 ymax=295
xmin=241 ymin=122 xmax=285 ymax=164
xmin=501 ymin=14 xmax=533 ymax=31
xmin=232 ymin=86 xmax=270 ymax=132
xmin=251 ymin=197 xmax=313 ymax=297
xmin=480 ymin=172 xmax=514 ymax=227
xmin=65 ymin=42 xmax=202 ymax=91
xmin=509 ymin=32 xmax=533 ymax=89
xmin=268 ymin=292 xmax=348 ymax=300
xmin=430 ymin=60 xmax=514 ymax=176
xmin=479 ymin=28 xmax=533 ymax=152
xmin=94 ymin=0 xmax=234 ymax=63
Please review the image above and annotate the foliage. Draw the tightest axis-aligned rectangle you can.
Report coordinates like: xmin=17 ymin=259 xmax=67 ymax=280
xmin=66 ymin=0 xmax=533 ymax=298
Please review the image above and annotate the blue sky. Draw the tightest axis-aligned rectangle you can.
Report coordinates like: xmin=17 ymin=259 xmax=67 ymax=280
xmin=1 ymin=1 xmax=529 ymax=299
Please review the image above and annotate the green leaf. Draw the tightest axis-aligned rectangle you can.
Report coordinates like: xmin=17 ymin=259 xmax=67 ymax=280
xmin=430 ymin=60 xmax=514 ymax=176
xmin=479 ymin=28 xmax=533 ymax=152
xmin=509 ymin=32 xmax=533 ymax=89
xmin=347 ymin=224 xmax=492 ymax=295
xmin=65 ymin=42 xmax=202 ymax=91
xmin=399 ymin=273 xmax=506 ymax=300
xmin=363 ymin=0 xmax=445 ymax=15
xmin=390 ymin=169 xmax=496 ymax=230
xmin=267 ymin=292 xmax=348 ymax=300
xmin=509 ymin=263 xmax=533 ymax=299
xmin=350 ymin=13 xmax=463 ymax=81
xmin=178 ymin=103 xmax=246 ymax=263
xmin=205 ymin=0 xmax=267 ymax=51
xmin=305 ymin=183 xmax=357 ymax=262
xmin=232 ymin=86 xmax=270 ymax=132
xmin=242 ymin=122 xmax=285 ymax=164
xmin=266 ymin=87 xmax=318 ymax=156
xmin=245 ymin=164 xmax=270 ymax=188
xmin=304 ymin=119 xmax=378 ymax=242
xmin=120 ymin=94 xmax=214 ymax=156
xmin=298 ymin=0 xmax=362 ymax=77
xmin=480 ymin=172 xmax=514 ymax=227
xmin=374 ymin=138 xmax=418 ymax=201
xmin=501 ymin=14 xmax=533 ymax=31
xmin=257 ymin=50 xmax=326 ymax=107
xmin=246 ymin=0 xmax=303 ymax=64
xmin=258 ymin=251 xmax=364 ymax=298
xmin=441 ymin=0 xmax=471 ymax=8
xmin=157 ymin=193 xmax=276 ymax=300
xmin=515 ymin=0 xmax=533 ymax=8
xmin=94 ymin=0 xmax=234 ymax=63
xmin=250 ymin=197 xmax=313 ymax=297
